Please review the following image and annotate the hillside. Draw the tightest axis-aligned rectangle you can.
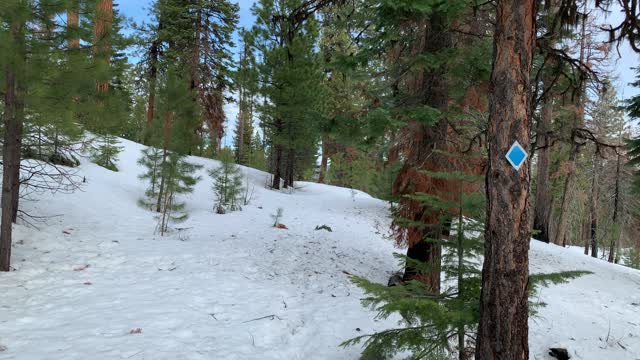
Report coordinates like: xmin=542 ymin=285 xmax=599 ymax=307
xmin=0 ymin=139 xmax=638 ymax=360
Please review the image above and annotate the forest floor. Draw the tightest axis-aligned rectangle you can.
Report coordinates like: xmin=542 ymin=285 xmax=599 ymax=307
xmin=0 ymin=139 xmax=638 ymax=360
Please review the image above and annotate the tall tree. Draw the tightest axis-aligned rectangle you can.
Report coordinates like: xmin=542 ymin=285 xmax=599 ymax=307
xmin=0 ymin=2 xmax=26 ymax=271
xmin=252 ymin=0 xmax=325 ymax=189
xmin=94 ymin=0 xmax=113 ymax=93
xmin=475 ymin=0 xmax=536 ymax=358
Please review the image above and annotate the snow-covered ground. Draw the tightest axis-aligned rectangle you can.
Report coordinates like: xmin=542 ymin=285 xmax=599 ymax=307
xmin=0 ymin=138 xmax=638 ymax=359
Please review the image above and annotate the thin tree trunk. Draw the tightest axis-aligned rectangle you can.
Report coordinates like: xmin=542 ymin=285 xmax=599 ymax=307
xmin=475 ymin=1 xmax=536 ymax=359
xmin=533 ymin=0 xmax=558 ymax=244
xmin=608 ymin=153 xmax=621 ymax=262
xmin=533 ymin=96 xmax=553 ymax=243
xmin=318 ymin=137 xmax=329 ymax=183
xmin=146 ymin=36 xmax=160 ymax=130
xmin=1 ymin=20 xmax=25 ymax=271
xmin=456 ymin=189 xmax=466 ymax=360
xmin=554 ymin=0 xmax=587 ymax=247
xmin=156 ymin=112 xmax=173 ymax=212
xmin=590 ymin=154 xmax=599 ymax=258
xmin=67 ymin=0 xmax=80 ymax=49
xmin=272 ymin=142 xmax=282 ymax=190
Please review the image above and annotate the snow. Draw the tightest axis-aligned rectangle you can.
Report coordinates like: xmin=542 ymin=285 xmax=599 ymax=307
xmin=0 ymin=138 xmax=638 ymax=359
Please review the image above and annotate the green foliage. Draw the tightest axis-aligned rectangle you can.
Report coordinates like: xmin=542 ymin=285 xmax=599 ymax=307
xmin=251 ymin=0 xmax=325 ymax=183
xmin=209 ymin=149 xmax=244 ymax=214
xmin=156 ymin=152 xmax=203 ymax=235
xmin=624 ymin=248 xmax=640 ymax=269
xmin=91 ymin=134 xmax=124 ymax=171
xmin=315 ymin=225 xmax=333 ymax=232
xmin=372 ymin=160 xmax=402 ymax=203
xmin=344 ymin=165 xmax=485 ymax=359
xmin=138 ymin=147 xmax=164 ymax=209
xmin=325 ymin=152 xmax=378 ymax=193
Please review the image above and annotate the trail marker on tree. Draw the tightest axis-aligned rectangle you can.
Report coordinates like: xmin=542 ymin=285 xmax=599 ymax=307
xmin=506 ymin=141 xmax=528 ymax=170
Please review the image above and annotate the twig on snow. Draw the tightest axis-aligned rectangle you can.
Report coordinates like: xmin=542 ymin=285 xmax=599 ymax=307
xmin=242 ymin=314 xmax=283 ymax=323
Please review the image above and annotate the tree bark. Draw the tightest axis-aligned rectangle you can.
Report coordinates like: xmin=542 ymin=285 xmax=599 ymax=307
xmin=394 ymin=13 xmax=451 ymax=291
xmin=67 ymin=0 xmax=80 ymax=49
xmin=533 ymin=0 xmax=559 ymax=243
xmin=589 ymin=153 xmax=599 ymax=258
xmin=318 ymin=137 xmax=329 ymax=183
xmin=554 ymin=0 xmax=587 ymax=247
xmin=94 ymin=0 xmax=113 ymax=93
xmin=608 ymin=153 xmax=621 ymax=262
xmin=475 ymin=1 xmax=536 ymax=359
xmin=533 ymin=95 xmax=553 ymax=243
xmin=271 ymin=142 xmax=282 ymax=190
xmin=1 ymin=19 xmax=25 ymax=272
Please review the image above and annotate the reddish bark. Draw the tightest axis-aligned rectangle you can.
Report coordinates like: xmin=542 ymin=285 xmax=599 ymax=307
xmin=475 ymin=0 xmax=536 ymax=359
xmin=94 ymin=0 xmax=113 ymax=93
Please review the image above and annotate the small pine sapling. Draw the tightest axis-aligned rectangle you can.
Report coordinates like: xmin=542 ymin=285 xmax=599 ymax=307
xmin=138 ymin=147 xmax=164 ymax=210
xmin=91 ymin=133 xmax=124 ymax=171
xmin=209 ymin=149 xmax=245 ymax=213
xmin=156 ymin=153 xmax=202 ymax=235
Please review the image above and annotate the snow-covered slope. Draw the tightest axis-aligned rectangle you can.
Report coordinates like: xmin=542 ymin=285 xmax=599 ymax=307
xmin=0 ymin=139 xmax=638 ymax=359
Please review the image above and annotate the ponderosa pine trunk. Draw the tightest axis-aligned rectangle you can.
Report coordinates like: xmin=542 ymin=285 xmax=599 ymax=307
xmin=67 ymin=0 xmax=80 ymax=49
xmin=475 ymin=0 xmax=536 ymax=359
xmin=396 ymin=13 xmax=451 ymax=292
xmin=94 ymin=0 xmax=113 ymax=93
xmin=533 ymin=96 xmax=553 ymax=243
xmin=554 ymin=0 xmax=587 ymax=247
xmin=271 ymin=139 xmax=283 ymax=190
xmin=1 ymin=19 xmax=25 ymax=272
xmin=532 ymin=0 xmax=558 ymax=243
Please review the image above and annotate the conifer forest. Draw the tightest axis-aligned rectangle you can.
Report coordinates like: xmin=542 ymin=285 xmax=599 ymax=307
xmin=3 ymin=0 xmax=640 ymax=359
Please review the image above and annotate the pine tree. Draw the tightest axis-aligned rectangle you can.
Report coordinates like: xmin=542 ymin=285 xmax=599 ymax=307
xmin=91 ymin=133 xmax=124 ymax=171
xmin=234 ymin=29 xmax=258 ymax=164
xmin=209 ymin=149 xmax=244 ymax=213
xmin=156 ymin=152 xmax=202 ymax=235
xmin=138 ymin=146 xmax=164 ymax=210
xmin=251 ymin=0 xmax=325 ymax=189
xmin=0 ymin=0 xmax=109 ymax=270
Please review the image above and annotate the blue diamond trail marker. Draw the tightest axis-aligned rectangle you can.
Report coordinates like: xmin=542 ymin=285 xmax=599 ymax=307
xmin=505 ymin=141 xmax=528 ymax=171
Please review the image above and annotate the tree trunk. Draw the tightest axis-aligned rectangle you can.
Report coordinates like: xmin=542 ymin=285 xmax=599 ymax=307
xmin=395 ymin=13 xmax=451 ymax=291
xmin=532 ymin=0 xmax=558 ymax=244
xmin=533 ymin=95 xmax=553 ymax=243
xmin=156 ymin=112 xmax=173 ymax=212
xmin=556 ymin=141 xmax=578 ymax=246
xmin=94 ymin=0 xmax=113 ymax=93
xmin=318 ymin=137 xmax=329 ymax=183
xmin=67 ymin=0 xmax=80 ymax=49
xmin=1 ymin=20 xmax=25 ymax=271
xmin=608 ymin=153 xmax=621 ymax=262
xmin=589 ymin=153 xmax=599 ymax=258
xmin=475 ymin=1 xmax=536 ymax=359
xmin=554 ymin=0 xmax=587 ymax=247
xmin=271 ymin=142 xmax=282 ymax=190
xmin=146 ymin=22 xmax=161 ymax=132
